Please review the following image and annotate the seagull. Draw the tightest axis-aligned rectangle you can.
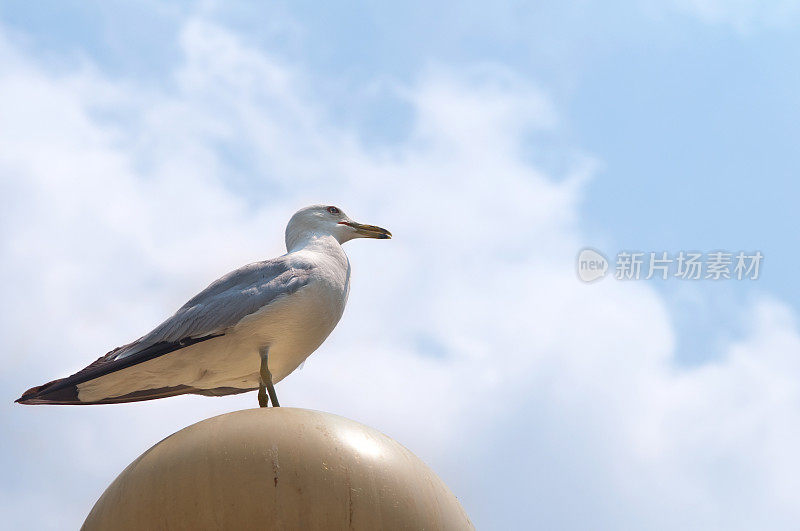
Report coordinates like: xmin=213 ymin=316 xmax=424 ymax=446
xmin=16 ymin=205 xmax=391 ymax=407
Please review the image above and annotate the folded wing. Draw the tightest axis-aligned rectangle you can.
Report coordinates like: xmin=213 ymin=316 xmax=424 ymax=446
xmin=16 ymin=257 xmax=314 ymax=405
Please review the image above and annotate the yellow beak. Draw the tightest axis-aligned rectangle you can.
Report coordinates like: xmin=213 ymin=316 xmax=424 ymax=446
xmin=339 ymin=221 xmax=392 ymax=239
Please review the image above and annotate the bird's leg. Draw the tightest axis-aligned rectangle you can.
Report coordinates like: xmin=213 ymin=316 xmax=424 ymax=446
xmin=259 ymin=347 xmax=280 ymax=407
xmin=257 ymin=347 xmax=269 ymax=407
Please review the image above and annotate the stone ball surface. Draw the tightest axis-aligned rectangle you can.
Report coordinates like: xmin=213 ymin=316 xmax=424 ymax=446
xmin=83 ymin=408 xmax=473 ymax=530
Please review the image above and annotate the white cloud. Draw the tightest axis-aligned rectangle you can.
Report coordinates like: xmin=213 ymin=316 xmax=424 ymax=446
xmin=1 ymin=16 xmax=799 ymax=530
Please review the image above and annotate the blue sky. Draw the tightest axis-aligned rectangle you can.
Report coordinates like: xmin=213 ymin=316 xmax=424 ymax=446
xmin=1 ymin=1 xmax=799 ymax=529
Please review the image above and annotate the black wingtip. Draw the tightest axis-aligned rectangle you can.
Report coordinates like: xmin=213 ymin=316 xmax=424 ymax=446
xmin=16 ymin=384 xmax=46 ymax=404
xmin=15 ymin=394 xmax=41 ymax=405
xmin=15 ymin=379 xmax=81 ymax=405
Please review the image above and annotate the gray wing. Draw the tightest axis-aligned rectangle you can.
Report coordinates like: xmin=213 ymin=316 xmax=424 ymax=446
xmin=122 ymin=256 xmax=314 ymax=357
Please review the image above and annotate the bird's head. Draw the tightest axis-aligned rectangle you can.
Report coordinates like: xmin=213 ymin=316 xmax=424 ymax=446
xmin=285 ymin=205 xmax=392 ymax=251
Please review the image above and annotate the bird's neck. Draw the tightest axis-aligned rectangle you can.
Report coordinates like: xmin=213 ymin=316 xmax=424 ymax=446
xmin=286 ymin=232 xmax=342 ymax=254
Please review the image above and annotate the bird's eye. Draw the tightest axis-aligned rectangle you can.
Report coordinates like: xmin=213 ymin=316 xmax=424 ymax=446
xmin=327 ymin=206 xmax=340 ymax=214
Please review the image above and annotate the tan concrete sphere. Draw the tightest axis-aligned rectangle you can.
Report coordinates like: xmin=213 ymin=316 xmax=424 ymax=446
xmin=83 ymin=408 xmax=473 ymax=530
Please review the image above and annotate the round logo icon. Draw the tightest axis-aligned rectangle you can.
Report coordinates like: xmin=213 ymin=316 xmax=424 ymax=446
xmin=577 ymin=248 xmax=608 ymax=282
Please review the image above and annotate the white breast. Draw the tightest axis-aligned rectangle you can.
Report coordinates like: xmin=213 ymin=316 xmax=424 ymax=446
xmin=227 ymin=241 xmax=352 ymax=382
xmin=230 ymin=274 xmax=349 ymax=383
